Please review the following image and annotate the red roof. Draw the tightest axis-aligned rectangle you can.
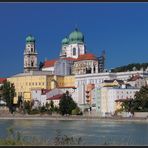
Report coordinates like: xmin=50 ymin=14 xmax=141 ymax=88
xmin=0 ymin=78 xmax=6 ymax=84
xmin=128 ymin=74 xmax=143 ymax=81
xmin=43 ymin=59 xmax=57 ymax=68
xmin=63 ymin=57 xmax=77 ymax=61
xmin=47 ymin=94 xmax=63 ymax=100
xmin=76 ymin=53 xmax=97 ymax=61
xmin=41 ymin=89 xmax=51 ymax=95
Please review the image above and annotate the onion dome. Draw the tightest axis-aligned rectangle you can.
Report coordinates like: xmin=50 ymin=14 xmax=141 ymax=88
xmin=26 ymin=35 xmax=35 ymax=43
xmin=69 ymin=28 xmax=84 ymax=44
xmin=61 ymin=37 xmax=69 ymax=45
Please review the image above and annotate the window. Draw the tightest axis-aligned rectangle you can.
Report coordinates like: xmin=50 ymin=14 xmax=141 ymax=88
xmin=31 ymin=61 xmax=34 ymax=67
xmin=31 ymin=48 xmax=33 ymax=52
xmin=73 ymin=48 xmax=76 ymax=56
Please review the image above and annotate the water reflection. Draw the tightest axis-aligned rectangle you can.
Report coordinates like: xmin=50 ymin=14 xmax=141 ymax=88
xmin=0 ymin=119 xmax=147 ymax=145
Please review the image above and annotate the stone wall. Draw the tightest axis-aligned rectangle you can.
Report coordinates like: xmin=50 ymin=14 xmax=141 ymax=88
xmin=134 ymin=112 xmax=148 ymax=118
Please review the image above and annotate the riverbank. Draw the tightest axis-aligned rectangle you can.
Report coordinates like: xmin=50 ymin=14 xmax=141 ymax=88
xmin=0 ymin=113 xmax=148 ymax=122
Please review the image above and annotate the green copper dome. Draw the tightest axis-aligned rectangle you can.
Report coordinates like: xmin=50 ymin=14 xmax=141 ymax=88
xmin=62 ymin=37 xmax=69 ymax=45
xmin=26 ymin=35 xmax=35 ymax=43
xmin=69 ymin=28 xmax=84 ymax=44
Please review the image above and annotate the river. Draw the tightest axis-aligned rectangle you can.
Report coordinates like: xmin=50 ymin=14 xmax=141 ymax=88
xmin=0 ymin=119 xmax=147 ymax=145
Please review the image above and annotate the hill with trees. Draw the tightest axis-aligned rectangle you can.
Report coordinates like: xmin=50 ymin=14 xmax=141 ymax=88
xmin=111 ymin=62 xmax=148 ymax=72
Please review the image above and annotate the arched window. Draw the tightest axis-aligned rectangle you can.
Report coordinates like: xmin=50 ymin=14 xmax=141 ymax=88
xmin=73 ymin=48 xmax=76 ymax=56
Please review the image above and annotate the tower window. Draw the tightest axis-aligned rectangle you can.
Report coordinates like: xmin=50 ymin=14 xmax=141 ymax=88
xmin=31 ymin=48 xmax=33 ymax=52
xmin=73 ymin=48 xmax=76 ymax=56
xmin=31 ymin=61 xmax=34 ymax=67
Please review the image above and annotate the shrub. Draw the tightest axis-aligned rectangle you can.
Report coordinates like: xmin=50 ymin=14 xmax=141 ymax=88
xmin=29 ymin=109 xmax=40 ymax=115
xmin=71 ymin=107 xmax=81 ymax=115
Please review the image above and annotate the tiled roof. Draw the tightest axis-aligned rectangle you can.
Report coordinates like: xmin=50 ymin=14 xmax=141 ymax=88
xmin=43 ymin=59 xmax=57 ymax=68
xmin=104 ymin=79 xmax=124 ymax=84
xmin=0 ymin=78 xmax=6 ymax=84
xmin=47 ymin=94 xmax=63 ymax=100
xmin=127 ymin=74 xmax=143 ymax=81
xmin=62 ymin=57 xmax=77 ymax=61
xmin=41 ymin=89 xmax=51 ymax=95
xmin=76 ymin=53 xmax=97 ymax=61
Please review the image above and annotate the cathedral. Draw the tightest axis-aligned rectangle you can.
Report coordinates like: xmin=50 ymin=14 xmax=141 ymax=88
xmin=41 ymin=28 xmax=106 ymax=76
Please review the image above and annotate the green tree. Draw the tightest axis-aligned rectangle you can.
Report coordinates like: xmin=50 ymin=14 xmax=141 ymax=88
xmin=59 ymin=91 xmax=77 ymax=115
xmin=121 ymin=99 xmax=133 ymax=113
xmin=132 ymin=86 xmax=148 ymax=112
xmin=49 ymin=100 xmax=54 ymax=112
xmin=23 ymin=101 xmax=31 ymax=114
xmin=0 ymin=81 xmax=16 ymax=112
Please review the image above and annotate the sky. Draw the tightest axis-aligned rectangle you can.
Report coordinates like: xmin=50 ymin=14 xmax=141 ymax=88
xmin=0 ymin=2 xmax=148 ymax=78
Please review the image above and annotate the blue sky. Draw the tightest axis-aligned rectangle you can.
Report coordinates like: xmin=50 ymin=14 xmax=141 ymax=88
xmin=0 ymin=2 xmax=148 ymax=77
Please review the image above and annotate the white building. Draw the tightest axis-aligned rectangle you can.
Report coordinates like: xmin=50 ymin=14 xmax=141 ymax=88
xmin=75 ymin=70 xmax=148 ymax=111
xmin=100 ymin=85 xmax=139 ymax=116
xmin=31 ymin=88 xmax=49 ymax=107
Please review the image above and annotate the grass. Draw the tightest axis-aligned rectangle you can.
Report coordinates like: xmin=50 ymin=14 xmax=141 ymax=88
xmin=0 ymin=128 xmax=83 ymax=146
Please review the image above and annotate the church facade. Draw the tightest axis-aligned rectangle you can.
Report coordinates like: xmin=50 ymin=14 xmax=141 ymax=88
xmin=42 ymin=28 xmax=105 ymax=76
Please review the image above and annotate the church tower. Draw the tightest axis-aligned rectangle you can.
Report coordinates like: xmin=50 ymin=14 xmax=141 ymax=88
xmin=60 ymin=28 xmax=86 ymax=59
xmin=24 ymin=35 xmax=38 ymax=73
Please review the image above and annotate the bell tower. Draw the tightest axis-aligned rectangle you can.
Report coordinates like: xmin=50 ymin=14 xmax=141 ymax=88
xmin=24 ymin=35 xmax=38 ymax=73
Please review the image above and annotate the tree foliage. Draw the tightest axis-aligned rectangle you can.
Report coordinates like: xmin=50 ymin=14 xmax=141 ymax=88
xmin=59 ymin=91 xmax=77 ymax=115
xmin=111 ymin=62 xmax=148 ymax=72
xmin=0 ymin=81 xmax=16 ymax=107
xmin=132 ymin=86 xmax=148 ymax=112
xmin=121 ymin=86 xmax=148 ymax=112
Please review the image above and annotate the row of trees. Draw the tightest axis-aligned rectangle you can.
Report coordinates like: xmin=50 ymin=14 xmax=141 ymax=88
xmin=26 ymin=91 xmax=82 ymax=115
xmin=111 ymin=63 xmax=148 ymax=72
xmin=0 ymin=81 xmax=81 ymax=115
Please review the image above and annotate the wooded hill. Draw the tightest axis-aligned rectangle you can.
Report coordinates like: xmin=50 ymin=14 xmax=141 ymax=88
xmin=111 ymin=63 xmax=148 ymax=72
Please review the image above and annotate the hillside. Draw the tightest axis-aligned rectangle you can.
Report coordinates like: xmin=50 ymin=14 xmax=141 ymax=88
xmin=111 ymin=63 xmax=148 ymax=72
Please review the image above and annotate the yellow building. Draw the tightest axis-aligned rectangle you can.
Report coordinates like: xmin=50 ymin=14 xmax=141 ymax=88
xmin=100 ymin=79 xmax=124 ymax=87
xmin=64 ymin=75 xmax=75 ymax=87
xmin=7 ymin=71 xmax=75 ymax=103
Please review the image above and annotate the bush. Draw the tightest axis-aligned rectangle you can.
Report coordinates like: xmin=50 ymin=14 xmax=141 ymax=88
xmin=29 ymin=109 xmax=40 ymax=115
xmin=40 ymin=106 xmax=47 ymax=113
xmin=71 ymin=107 xmax=81 ymax=115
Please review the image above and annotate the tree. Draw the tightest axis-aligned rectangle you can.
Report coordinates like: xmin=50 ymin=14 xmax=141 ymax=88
xmin=0 ymin=81 xmax=16 ymax=112
xmin=23 ymin=100 xmax=31 ymax=114
xmin=132 ymin=86 xmax=148 ymax=112
xmin=59 ymin=91 xmax=77 ymax=115
xmin=121 ymin=99 xmax=133 ymax=113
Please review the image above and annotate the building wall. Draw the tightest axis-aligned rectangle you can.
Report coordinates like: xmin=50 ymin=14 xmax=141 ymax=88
xmin=64 ymin=75 xmax=75 ymax=87
xmin=8 ymin=75 xmax=47 ymax=103
xmin=42 ymin=67 xmax=54 ymax=74
xmin=100 ymin=87 xmax=139 ymax=116
xmin=63 ymin=43 xmax=85 ymax=59
xmin=54 ymin=59 xmax=73 ymax=76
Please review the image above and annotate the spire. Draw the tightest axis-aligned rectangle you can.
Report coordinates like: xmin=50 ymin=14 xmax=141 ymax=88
xmin=75 ymin=24 xmax=78 ymax=31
